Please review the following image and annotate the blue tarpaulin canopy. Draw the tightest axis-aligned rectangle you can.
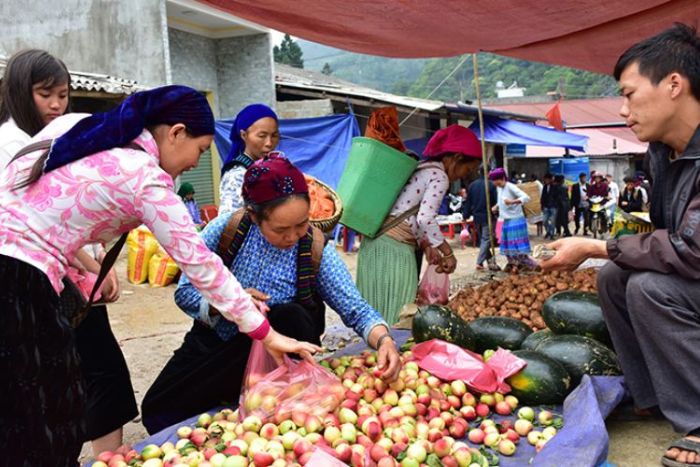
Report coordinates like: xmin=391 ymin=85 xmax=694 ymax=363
xmin=469 ymin=116 xmax=589 ymax=152
xmin=214 ymin=113 xmax=360 ymax=189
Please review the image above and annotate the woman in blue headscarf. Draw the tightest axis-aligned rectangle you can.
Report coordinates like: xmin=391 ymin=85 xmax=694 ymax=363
xmin=218 ymin=103 xmax=279 ymax=216
xmin=0 ymin=86 xmax=318 ymax=464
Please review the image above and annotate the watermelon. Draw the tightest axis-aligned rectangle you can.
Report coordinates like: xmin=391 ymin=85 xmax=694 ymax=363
xmin=467 ymin=316 xmax=533 ymax=353
xmin=542 ymin=291 xmax=612 ymax=345
xmin=506 ymin=350 xmax=572 ymax=405
xmin=520 ymin=329 xmax=554 ymax=351
xmin=412 ymin=305 xmax=476 ymax=350
xmin=535 ymin=335 xmax=621 ymax=386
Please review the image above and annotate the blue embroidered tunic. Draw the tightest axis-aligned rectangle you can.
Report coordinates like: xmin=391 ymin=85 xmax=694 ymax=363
xmin=174 ymin=212 xmax=388 ymax=342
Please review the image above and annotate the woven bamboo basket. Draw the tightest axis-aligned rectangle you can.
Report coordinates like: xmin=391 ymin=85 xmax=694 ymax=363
xmin=307 ymin=176 xmax=343 ymax=233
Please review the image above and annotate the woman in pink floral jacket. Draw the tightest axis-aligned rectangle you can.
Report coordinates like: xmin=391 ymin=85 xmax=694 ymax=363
xmin=0 ymin=85 xmax=319 ymax=464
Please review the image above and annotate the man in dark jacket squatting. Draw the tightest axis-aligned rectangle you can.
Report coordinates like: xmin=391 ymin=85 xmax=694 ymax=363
xmin=540 ymin=23 xmax=700 ymax=467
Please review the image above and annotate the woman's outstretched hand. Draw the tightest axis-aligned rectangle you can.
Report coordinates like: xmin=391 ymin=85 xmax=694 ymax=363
xmin=261 ymin=328 xmax=322 ymax=365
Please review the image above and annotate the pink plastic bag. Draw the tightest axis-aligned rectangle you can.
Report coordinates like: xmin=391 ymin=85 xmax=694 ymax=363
xmin=239 ymin=356 xmax=345 ymax=424
xmin=241 ymin=340 xmax=279 ymax=391
xmin=411 ymin=339 xmax=527 ymax=393
xmin=417 ymin=264 xmax=449 ymax=305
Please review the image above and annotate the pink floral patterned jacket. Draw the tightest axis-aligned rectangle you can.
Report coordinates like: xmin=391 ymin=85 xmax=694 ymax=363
xmin=0 ymin=114 xmax=267 ymax=337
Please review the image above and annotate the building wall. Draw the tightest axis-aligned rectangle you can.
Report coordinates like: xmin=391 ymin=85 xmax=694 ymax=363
xmin=168 ymin=28 xmax=219 ymax=115
xmin=216 ymin=33 xmax=275 ymax=118
xmin=276 ymin=99 xmax=334 ymax=119
xmin=0 ymin=0 xmax=169 ymax=86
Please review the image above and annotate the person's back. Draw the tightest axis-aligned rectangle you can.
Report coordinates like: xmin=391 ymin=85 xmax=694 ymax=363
xmin=465 ymin=177 xmax=496 ymax=225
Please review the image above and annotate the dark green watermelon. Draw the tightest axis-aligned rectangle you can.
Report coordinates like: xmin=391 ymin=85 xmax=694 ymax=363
xmin=542 ymin=291 xmax=612 ymax=346
xmin=412 ymin=305 xmax=476 ymax=350
xmin=467 ymin=316 xmax=533 ymax=353
xmin=506 ymin=350 xmax=572 ymax=405
xmin=535 ymin=335 xmax=621 ymax=386
xmin=520 ymin=329 xmax=554 ymax=351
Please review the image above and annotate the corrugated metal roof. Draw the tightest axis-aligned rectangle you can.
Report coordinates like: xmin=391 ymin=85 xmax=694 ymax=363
xmin=275 ymin=64 xmax=445 ymax=112
xmin=485 ymin=97 xmax=626 ymax=126
xmin=0 ymin=56 xmax=146 ymax=96
xmin=275 ymin=64 xmax=540 ymax=122
xmin=527 ymin=127 xmax=647 ymax=157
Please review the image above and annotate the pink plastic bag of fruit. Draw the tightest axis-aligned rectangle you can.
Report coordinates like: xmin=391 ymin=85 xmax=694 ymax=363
xmin=416 ymin=264 xmax=449 ymax=305
xmin=239 ymin=356 xmax=345 ymax=424
xmin=412 ymin=339 xmax=526 ymax=393
xmin=241 ymin=340 xmax=279 ymax=391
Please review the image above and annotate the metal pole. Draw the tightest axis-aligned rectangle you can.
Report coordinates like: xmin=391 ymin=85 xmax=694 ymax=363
xmin=472 ymin=54 xmax=496 ymax=256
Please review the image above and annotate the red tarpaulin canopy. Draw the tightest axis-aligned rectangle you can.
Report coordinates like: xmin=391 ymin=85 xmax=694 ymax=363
xmin=201 ymin=0 xmax=699 ymax=73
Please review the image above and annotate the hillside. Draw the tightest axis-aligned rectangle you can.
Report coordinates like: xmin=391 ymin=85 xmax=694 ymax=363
xmin=298 ymin=40 xmax=618 ymax=101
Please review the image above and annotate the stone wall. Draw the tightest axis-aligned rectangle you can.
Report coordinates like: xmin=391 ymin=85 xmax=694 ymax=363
xmin=216 ymin=33 xmax=275 ymax=118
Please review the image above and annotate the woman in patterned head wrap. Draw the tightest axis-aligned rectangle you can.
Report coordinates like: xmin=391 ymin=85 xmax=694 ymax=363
xmin=143 ymin=154 xmax=401 ymax=434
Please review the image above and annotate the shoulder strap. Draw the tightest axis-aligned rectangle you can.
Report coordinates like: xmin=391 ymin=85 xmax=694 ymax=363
xmin=375 ymin=204 xmax=420 ymax=238
xmin=310 ymin=225 xmax=326 ymax=273
xmin=217 ymin=209 xmax=247 ymax=267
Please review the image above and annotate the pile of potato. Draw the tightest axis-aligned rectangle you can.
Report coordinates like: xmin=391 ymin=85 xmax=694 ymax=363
xmin=449 ymin=269 xmax=598 ymax=330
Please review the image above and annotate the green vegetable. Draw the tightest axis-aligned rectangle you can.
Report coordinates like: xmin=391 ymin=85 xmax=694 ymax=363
xmin=520 ymin=329 xmax=554 ymax=350
xmin=542 ymin=291 xmax=611 ymax=345
xmin=506 ymin=350 xmax=572 ymax=405
xmin=535 ymin=335 xmax=621 ymax=386
xmin=467 ymin=316 xmax=533 ymax=353
xmin=412 ymin=305 xmax=476 ymax=350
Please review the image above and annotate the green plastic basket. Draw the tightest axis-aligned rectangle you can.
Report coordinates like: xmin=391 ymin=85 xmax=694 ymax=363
xmin=337 ymin=137 xmax=419 ymax=237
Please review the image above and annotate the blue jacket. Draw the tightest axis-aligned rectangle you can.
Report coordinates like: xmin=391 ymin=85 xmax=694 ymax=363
xmin=463 ymin=178 xmax=497 ymax=226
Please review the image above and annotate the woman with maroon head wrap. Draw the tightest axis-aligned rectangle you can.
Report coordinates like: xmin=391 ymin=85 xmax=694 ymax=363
xmin=142 ymin=155 xmax=401 ymax=434
xmin=357 ymin=124 xmax=481 ymax=325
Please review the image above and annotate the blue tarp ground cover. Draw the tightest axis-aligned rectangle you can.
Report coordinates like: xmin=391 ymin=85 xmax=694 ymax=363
xmin=469 ymin=117 xmax=589 ymax=152
xmin=130 ymin=330 xmax=625 ymax=467
xmin=214 ymin=113 xmax=360 ymax=189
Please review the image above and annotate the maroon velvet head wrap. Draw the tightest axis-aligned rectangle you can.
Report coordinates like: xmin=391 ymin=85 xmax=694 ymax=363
xmin=242 ymin=153 xmax=309 ymax=205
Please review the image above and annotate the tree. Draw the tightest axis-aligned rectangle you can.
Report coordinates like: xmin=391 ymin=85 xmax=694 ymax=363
xmin=321 ymin=62 xmax=333 ymax=75
xmin=273 ymin=34 xmax=304 ymax=68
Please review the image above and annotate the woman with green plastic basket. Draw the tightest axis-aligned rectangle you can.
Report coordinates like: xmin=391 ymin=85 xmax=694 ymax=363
xmin=357 ymin=125 xmax=481 ymax=325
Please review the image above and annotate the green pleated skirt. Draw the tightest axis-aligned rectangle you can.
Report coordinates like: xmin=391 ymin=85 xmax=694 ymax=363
xmin=357 ymin=235 xmax=417 ymax=325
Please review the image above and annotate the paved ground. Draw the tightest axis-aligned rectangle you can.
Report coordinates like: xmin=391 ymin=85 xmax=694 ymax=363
xmin=78 ymin=229 xmax=675 ymax=466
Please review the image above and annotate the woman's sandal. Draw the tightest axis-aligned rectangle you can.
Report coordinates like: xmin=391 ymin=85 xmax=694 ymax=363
xmin=662 ymin=437 xmax=700 ymax=467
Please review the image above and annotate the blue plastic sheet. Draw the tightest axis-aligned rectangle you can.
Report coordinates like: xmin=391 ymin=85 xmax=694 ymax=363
xmin=469 ymin=116 xmax=589 ymax=152
xmin=126 ymin=330 xmax=625 ymax=467
xmin=214 ymin=113 xmax=360 ymax=189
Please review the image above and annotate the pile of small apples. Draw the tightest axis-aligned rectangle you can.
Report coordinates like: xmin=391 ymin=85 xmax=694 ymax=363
xmin=95 ymin=349 xmax=562 ymax=467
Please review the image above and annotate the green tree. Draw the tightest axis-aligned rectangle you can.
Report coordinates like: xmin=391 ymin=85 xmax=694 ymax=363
xmin=274 ymin=34 xmax=304 ymax=68
xmin=321 ymin=62 xmax=332 ymax=75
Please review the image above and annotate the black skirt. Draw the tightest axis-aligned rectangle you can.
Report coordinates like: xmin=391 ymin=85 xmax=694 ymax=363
xmin=75 ymin=305 xmax=138 ymax=441
xmin=0 ymin=255 xmax=85 ymax=466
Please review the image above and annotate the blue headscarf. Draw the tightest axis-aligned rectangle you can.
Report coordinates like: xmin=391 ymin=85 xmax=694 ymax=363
xmin=222 ymin=103 xmax=278 ymax=174
xmin=44 ymin=85 xmax=214 ymax=173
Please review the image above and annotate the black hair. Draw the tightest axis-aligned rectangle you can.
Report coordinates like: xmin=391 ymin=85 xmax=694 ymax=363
xmin=614 ymin=23 xmax=700 ymax=101
xmin=246 ymin=193 xmax=311 ymax=221
xmin=554 ymin=174 xmax=565 ymax=182
xmin=543 ymin=172 xmax=553 ymax=180
xmin=0 ymin=49 xmax=71 ymax=136
xmin=579 ymin=172 xmax=587 ymax=178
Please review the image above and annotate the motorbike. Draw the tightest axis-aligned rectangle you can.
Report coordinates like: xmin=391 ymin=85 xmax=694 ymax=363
xmin=589 ymin=195 xmax=609 ymax=239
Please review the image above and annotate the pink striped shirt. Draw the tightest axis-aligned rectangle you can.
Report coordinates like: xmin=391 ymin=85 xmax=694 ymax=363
xmin=0 ymin=113 xmax=267 ymax=336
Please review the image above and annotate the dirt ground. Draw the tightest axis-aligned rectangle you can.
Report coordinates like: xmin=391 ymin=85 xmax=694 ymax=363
xmin=78 ymin=230 xmax=675 ymax=466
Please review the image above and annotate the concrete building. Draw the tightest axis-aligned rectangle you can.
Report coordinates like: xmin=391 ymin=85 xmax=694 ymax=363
xmin=0 ymin=0 xmax=277 ymax=205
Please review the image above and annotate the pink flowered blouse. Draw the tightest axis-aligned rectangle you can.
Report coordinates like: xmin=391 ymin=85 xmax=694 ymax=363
xmin=0 ymin=114 xmax=267 ymax=336
xmin=389 ymin=160 xmax=449 ymax=247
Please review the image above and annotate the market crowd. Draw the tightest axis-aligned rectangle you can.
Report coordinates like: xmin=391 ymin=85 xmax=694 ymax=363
xmin=0 ymin=23 xmax=699 ymax=467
